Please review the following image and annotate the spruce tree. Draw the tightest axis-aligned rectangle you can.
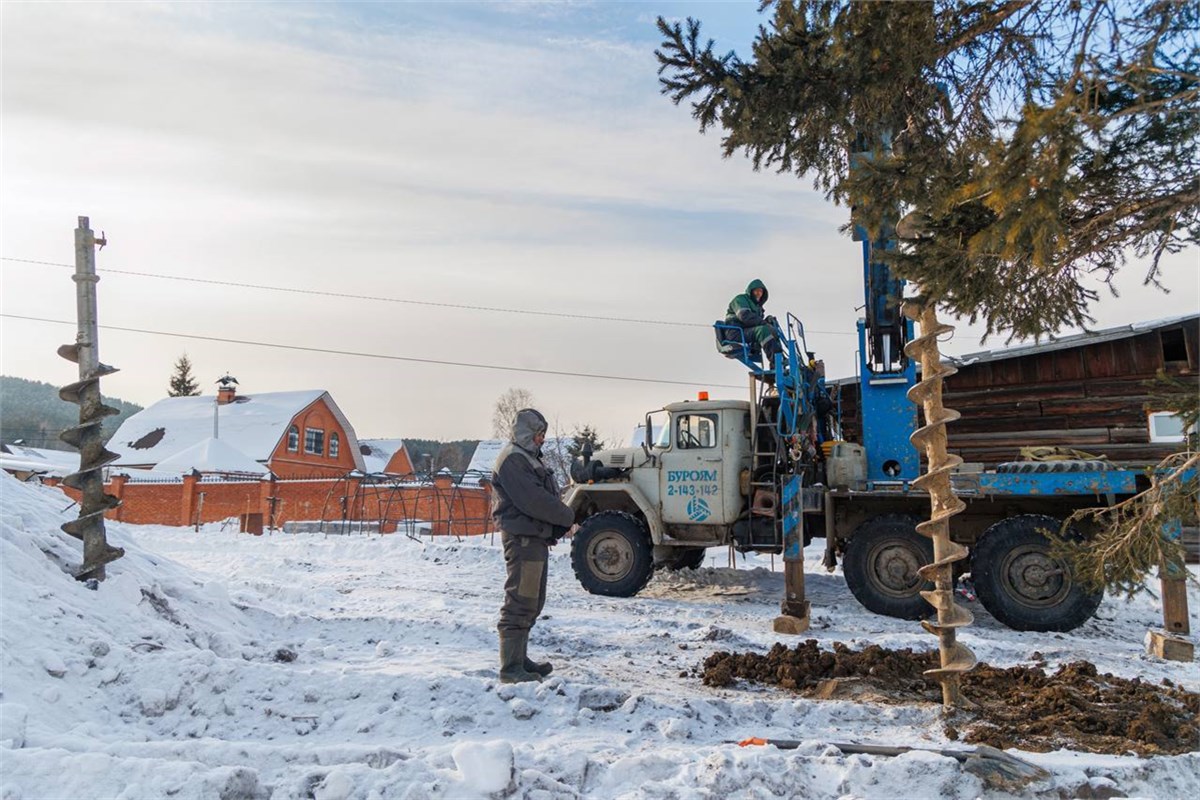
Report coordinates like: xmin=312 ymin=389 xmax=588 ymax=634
xmin=567 ymin=425 xmax=606 ymax=458
xmin=656 ymin=0 xmax=1198 ymax=339
xmin=167 ymin=353 xmax=201 ymax=397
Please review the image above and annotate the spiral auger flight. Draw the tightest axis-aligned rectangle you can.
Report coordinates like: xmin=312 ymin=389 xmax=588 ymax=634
xmin=902 ymin=298 xmax=976 ymax=707
xmin=59 ymin=216 xmax=125 ymax=581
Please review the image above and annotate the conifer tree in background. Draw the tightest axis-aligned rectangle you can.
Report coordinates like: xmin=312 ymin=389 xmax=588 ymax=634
xmin=567 ymin=425 xmax=606 ymax=458
xmin=167 ymin=353 xmax=201 ymax=397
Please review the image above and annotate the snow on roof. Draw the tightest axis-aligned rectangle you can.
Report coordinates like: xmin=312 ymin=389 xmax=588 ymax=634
xmin=463 ymin=437 xmax=573 ymax=487
xmin=108 ymin=390 xmax=365 ymax=471
xmin=359 ymin=438 xmax=408 ymax=474
xmin=154 ymin=437 xmax=270 ymax=476
xmin=0 ymin=444 xmax=79 ymax=478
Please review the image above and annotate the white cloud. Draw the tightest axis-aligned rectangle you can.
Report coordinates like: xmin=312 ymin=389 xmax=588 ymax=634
xmin=2 ymin=2 xmax=1195 ymax=442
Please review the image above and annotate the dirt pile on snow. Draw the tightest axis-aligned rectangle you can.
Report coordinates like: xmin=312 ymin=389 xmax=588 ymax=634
xmin=960 ymin=660 xmax=1199 ymax=757
xmin=701 ymin=641 xmax=1199 ymax=756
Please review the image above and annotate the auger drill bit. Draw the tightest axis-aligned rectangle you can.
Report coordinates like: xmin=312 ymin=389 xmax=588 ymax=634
xmin=902 ymin=299 xmax=976 ymax=707
xmin=59 ymin=216 xmax=124 ymax=580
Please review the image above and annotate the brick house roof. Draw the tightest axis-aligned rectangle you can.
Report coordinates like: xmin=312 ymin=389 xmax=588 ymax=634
xmin=109 ymin=390 xmax=366 ymax=472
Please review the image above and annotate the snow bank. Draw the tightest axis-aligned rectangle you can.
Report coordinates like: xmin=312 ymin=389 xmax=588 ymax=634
xmin=1 ymin=471 xmax=1197 ymax=799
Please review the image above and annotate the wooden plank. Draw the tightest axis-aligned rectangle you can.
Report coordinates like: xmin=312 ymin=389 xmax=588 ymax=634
xmin=1083 ymin=342 xmax=1118 ymax=378
xmin=945 ymin=381 xmax=1085 ymax=405
xmin=1112 ymin=338 xmax=1139 ymax=375
xmin=1053 ymin=349 xmax=1086 ymax=381
xmin=1041 ymin=397 xmax=1151 ymax=415
xmin=1147 ymin=631 xmax=1194 ymax=662
xmin=1161 ymin=576 xmax=1191 ymax=635
xmin=1085 ymin=377 xmax=1164 ymax=397
xmin=1185 ymin=323 xmax=1199 ymax=370
xmin=1133 ymin=331 xmax=1164 ymax=372
xmin=1109 ymin=427 xmax=1150 ymax=444
xmin=951 ymin=416 xmax=1070 ymax=434
xmin=1058 ymin=413 xmax=1144 ymax=430
xmin=951 ymin=428 xmax=1110 ymax=444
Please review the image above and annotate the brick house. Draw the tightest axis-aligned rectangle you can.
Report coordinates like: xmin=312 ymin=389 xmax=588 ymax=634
xmin=107 ymin=386 xmax=366 ymax=478
xmin=358 ymin=439 xmax=415 ymax=475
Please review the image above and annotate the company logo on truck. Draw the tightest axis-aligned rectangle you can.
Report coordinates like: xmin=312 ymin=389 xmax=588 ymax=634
xmin=667 ymin=470 xmax=718 ymax=482
xmin=686 ymin=497 xmax=711 ymax=521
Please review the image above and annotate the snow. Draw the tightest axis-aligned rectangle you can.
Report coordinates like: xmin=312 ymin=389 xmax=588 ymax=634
xmin=1 ymin=470 xmax=1197 ymax=799
xmin=358 ymin=439 xmax=409 ymax=475
xmin=107 ymin=390 xmax=366 ymax=472
xmin=153 ymin=437 xmax=271 ymax=476
xmin=0 ymin=444 xmax=78 ymax=478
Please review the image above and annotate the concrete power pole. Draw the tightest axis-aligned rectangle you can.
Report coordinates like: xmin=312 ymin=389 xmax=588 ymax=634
xmin=59 ymin=216 xmax=125 ymax=580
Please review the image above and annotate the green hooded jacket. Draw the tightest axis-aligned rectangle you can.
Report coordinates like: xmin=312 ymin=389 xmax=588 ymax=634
xmin=726 ymin=279 xmax=769 ymax=327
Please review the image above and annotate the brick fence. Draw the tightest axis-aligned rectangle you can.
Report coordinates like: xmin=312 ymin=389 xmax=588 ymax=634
xmin=49 ymin=472 xmax=494 ymax=536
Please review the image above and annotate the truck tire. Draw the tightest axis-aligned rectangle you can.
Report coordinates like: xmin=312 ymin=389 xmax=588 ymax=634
xmin=663 ymin=547 xmax=707 ymax=571
xmin=571 ymin=511 xmax=654 ymax=597
xmin=972 ymin=514 xmax=1102 ymax=632
xmin=996 ymin=460 xmax=1111 ymax=473
xmin=842 ymin=514 xmax=933 ymax=620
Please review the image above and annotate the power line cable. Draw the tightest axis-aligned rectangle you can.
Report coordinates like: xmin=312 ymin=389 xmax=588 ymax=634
xmin=0 ymin=313 xmax=748 ymax=389
xmin=1 ymin=256 xmax=856 ymax=335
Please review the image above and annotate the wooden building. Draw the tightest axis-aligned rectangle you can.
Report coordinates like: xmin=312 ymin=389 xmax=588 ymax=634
xmin=837 ymin=314 xmax=1198 ymax=468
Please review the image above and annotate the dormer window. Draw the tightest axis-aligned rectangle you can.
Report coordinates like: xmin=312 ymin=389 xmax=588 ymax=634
xmin=287 ymin=425 xmax=299 ymax=452
xmin=329 ymin=433 xmax=340 ymax=459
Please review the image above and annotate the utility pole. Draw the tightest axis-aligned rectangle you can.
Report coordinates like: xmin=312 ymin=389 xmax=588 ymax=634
xmin=59 ymin=216 xmax=124 ymax=580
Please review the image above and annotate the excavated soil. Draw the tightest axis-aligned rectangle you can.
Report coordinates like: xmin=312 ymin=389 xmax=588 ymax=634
xmin=700 ymin=641 xmax=1199 ymax=756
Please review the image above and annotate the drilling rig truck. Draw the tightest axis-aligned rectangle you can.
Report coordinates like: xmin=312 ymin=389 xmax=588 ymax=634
xmin=563 ymin=219 xmax=1152 ymax=634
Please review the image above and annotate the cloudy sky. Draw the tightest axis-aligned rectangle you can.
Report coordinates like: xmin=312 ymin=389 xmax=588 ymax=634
xmin=3 ymin=1 xmax=1196 ymax=444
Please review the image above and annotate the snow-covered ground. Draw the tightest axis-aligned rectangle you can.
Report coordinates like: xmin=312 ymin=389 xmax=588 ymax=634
xmin=1 ymin=472 xmax=1197 ymax=800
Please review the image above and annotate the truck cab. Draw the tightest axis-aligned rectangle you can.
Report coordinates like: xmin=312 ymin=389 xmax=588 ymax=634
xmin=564 ymin=398 xmax=757 ymax=595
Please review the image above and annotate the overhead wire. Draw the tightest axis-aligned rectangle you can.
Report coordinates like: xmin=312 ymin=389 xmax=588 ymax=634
xmin=0 ymin=313 xmax=748 ymax=389
xmin=0 ymin=256 xmax=856 ymax=335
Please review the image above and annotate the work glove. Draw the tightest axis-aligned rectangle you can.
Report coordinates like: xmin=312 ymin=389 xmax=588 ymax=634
xmin=550 ymin=525 xmax=570 ymax=545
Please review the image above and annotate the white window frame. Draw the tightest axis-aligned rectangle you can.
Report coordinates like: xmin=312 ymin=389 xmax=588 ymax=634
xmin=287 ymin=425 xmax=299 ymax=452
xmin=329 ymin=432 xmax=340 ymax=459
xmin=1148 ymin=411 xmax=1190 ymax=443
xmin=304 ymin=427 xmax=325 ymax=455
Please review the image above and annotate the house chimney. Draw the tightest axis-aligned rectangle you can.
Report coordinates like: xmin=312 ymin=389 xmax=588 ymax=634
xmin=216 ymin=374 xmax=239 ymax=405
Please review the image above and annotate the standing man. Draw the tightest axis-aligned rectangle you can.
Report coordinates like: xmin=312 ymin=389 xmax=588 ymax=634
xmin=492 ymin=408 xmax=575 ymax=684
xmin=725 ymin=279 xmax=782 ymax=364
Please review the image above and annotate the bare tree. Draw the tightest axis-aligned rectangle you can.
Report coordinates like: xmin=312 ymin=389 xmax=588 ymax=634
xmin=491 ymin=387 xmax=535 ymax=439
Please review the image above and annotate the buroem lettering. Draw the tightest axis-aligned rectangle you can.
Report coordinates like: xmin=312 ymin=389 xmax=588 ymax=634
xmin=667 ymin=470 xmax=718 ymax=482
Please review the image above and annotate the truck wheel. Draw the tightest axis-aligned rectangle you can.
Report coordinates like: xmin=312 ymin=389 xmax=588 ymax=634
xmin=972 ymin=515 xmax=1102 ymax=632
xmin=663 ymin=547 xmax=707 ymax=571
xmin=571 ymin=511 xmax=654 ymax=597
xmin=843 ymin=514 xmax=933 ymax=620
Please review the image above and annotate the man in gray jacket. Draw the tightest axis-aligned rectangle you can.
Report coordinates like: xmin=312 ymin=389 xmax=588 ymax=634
xmin=492 ymin=408 xmax=575 ymax=683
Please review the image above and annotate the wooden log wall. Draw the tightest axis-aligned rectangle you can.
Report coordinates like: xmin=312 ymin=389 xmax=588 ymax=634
xmin=836 ymin=320 xmax=1198 ymax=469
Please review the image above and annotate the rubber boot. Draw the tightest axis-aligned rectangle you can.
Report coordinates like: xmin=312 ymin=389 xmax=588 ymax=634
xmin=524 ymin=644 xmax=553 ymax=678
xmin=499 ymin=631 xmax=542 ymax=684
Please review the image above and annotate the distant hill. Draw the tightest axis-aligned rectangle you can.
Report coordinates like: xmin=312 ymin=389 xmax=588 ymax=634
xmin=0 ymin=375 xmax=143 ymax=451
